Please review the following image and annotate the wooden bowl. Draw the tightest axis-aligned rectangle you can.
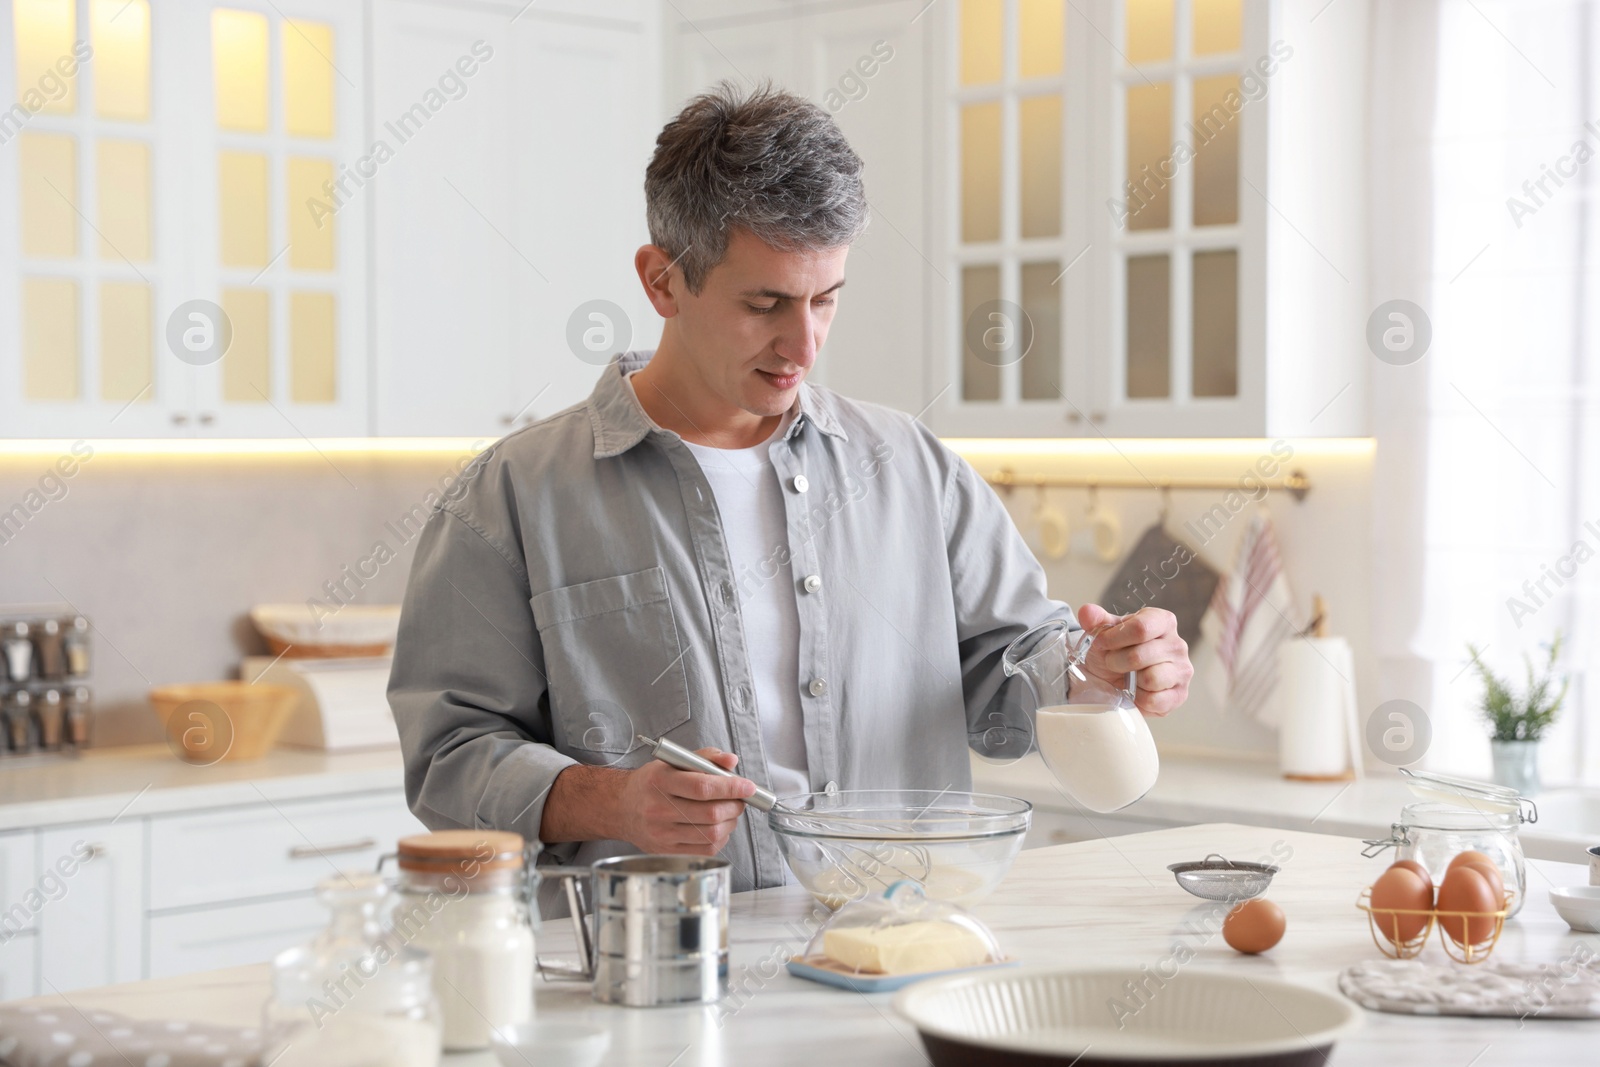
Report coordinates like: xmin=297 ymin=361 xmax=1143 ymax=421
xmin=149 ymin=682 xmax=299 ymax=762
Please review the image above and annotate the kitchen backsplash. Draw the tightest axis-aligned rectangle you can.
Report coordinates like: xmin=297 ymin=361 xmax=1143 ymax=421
xmin=0 ymin=438 xmax=1373 ymax=755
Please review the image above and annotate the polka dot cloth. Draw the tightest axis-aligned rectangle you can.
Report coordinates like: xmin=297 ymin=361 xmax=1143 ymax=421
xmin=0 ymin=1005 xmax=265 ymax=1066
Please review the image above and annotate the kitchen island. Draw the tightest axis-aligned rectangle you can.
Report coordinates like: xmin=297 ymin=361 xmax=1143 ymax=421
xmin=8 ymin=823 xmax=1597 ymax=1066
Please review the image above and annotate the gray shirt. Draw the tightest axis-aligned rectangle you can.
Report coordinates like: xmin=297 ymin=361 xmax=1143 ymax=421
xmin=387 ymin=350 xmax=1072 ymax=897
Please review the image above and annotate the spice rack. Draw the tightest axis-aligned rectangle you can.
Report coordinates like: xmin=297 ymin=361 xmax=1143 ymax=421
xmin=0 ymin=605 xmax=93 ymax=757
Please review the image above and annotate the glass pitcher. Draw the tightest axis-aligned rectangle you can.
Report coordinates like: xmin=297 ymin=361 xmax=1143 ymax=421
xmin=1001 ymin=619 xmax=1159 ymax=813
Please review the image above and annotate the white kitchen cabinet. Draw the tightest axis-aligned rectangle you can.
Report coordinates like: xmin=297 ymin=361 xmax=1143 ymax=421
xmin=37 ymin=822 xmax=144 ymax=993
xmin=182 ymin=0 xmax=373 ymax=440
xmin=0 ymin=830 xmax=38 ymax=933
xmin=1 ymin=0 xmax=372 ymax=439
xmin=371 ymin=0 xmax=662 ymax=437
xmin=924 ymin=0 xmax=1368 ymax=438
xmin=662 ymin=1 xmax=932 ymax=417
xmin=148 ymin=789 xmax=426 ymax=911
xmin=148 ymin=894 xmax=326 ymax=979
xmin=0 ymin=933 xmax=38 ymax=1000
xmin=794 ymin=4 xmax=931 ymax=417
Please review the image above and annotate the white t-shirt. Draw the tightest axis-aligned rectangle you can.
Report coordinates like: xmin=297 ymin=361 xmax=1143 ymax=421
xmin=627 ymin=376 xmax=811 ymax=798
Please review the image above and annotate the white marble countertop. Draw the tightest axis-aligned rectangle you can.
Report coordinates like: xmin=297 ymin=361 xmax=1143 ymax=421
xmin=0 ymin=744 xmax=405 ymax=831
xmin=973 ymin=751 xmax=1599 ymax=864
xmin=12 ymin=823 xmax=1598 ymax=1066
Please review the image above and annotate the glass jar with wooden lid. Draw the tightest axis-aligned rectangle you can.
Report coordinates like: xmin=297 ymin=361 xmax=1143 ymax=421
xmin=384 ymin=830 xmax=537 ymax=1051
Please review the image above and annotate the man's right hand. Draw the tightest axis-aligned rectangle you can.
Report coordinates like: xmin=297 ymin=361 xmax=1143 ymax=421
xmin=539 ymin=747 xmax=757 ymax=857
xmin=615 ymin=748 xmax=755 ymax=855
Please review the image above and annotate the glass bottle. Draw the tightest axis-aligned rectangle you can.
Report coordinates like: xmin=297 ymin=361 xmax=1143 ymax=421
xmin=62 ymin=616 xmax=90 ymax=677
xmin=264 ymin=871 xmax=442 ymax=1067
xmin=389 ymin=830 xmax=537 ymax=1051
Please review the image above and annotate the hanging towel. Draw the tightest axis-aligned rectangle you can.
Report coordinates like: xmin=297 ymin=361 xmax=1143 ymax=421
xmin=1198 ymin=510 xmax=1298 ymax=727
xmin=1098 ymin=523 xmax=1221 ymax=646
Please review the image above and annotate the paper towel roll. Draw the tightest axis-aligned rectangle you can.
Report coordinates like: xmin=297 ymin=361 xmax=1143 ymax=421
xmin=1276 ymin=637 xmax=1358 ymax=779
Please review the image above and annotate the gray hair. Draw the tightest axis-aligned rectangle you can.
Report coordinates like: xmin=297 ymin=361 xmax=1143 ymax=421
xmin=644 ymin=80 xmax=869 ymax=293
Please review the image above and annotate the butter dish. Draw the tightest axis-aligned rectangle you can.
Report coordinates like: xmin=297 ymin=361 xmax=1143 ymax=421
xmin=787 ymin=880 xmax=1014 ymax=992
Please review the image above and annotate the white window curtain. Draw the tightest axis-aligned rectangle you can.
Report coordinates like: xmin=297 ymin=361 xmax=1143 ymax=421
xmin=1371 ymin=0 xmax=1599 ymax=784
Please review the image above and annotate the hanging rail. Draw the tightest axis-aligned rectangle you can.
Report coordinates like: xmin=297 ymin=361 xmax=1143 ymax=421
xmin=984 ymin=467 xmax=1312 ymax=503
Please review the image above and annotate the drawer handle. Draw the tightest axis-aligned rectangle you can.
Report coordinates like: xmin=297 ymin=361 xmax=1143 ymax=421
xmin=289 ymin=837 xmax=377 ymax=860
xmin=84 ymin=843 xmax=106 ymax=860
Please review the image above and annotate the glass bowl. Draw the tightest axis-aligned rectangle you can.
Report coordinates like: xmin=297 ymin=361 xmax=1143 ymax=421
xmin=769 ymin=790 xmax=1031 ymax=910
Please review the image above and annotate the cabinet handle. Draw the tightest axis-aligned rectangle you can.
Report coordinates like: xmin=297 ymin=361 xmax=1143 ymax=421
xmin=500 ymin=414 xmax=514 ymax=426
xmin=289 ymin=837 xmax=377 ymax=860
xmin=84 ymin=843 xmax=106 ymax=860
xmin=171 ymin=413 xmax=189 ymax=426
xmin=199 ymin=413 xmax=215 ymax=426
xmin=1088 ymin=412 xmax=1105 ymax=423
xmin=1065 ymin=411 xmax=1082 ymax=423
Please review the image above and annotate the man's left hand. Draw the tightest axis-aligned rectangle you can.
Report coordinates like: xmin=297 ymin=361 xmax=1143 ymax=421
xmin=1076 ymin=604 xmax=1192 ymax=718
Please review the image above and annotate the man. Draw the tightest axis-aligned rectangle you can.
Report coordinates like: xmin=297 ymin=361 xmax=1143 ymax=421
xmin=388 ymin=83 xmax=1193 ymax=900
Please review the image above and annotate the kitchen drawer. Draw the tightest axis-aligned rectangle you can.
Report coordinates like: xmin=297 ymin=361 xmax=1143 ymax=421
xmin=0 ymin=932 xmax=37 ymax=999
xmin=149 ymin=790 xmax=427 ymax=911
xmin=148 ymin=896 xmax=326 ymax=980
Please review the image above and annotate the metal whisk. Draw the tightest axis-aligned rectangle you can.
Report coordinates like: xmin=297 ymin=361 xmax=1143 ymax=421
xmin=637 ymin=735 xmax=935 ymax=888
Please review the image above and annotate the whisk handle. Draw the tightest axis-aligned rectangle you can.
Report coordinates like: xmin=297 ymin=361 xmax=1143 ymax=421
xmin=638 ymin=734 xmax=779 ymax=812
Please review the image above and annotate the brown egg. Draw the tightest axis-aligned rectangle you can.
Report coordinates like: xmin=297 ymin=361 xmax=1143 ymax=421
xmin=1456 ymin=859 xmax=1506 ymax=906
xmin=1370 ymin=865 xmax=1433 ymax=944
xmin=1222 ymin=898 xmax=1286 ymax=954
xmin=1437 ymin=866 xmax=1500 ymax=947
xmin=1389 ymin=859 xmax=1433 ymax=893
xmin=1446 ymin=851 xmax=1497 ymax=876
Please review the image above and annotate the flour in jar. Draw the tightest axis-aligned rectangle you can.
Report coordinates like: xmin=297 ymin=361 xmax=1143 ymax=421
xmin=1034 ymin=703 xmax=1159 ymax=813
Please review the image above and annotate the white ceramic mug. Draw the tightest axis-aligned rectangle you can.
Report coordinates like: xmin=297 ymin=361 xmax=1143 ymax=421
xmin=1588 ymin=845 xmax=1600 ymax=886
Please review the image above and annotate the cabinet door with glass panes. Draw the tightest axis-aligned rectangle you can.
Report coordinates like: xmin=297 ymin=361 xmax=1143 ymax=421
xmin=0 ymin=0 xmax=368 ymax=438
xmin=191 ymin=0 xmax=367 ymax=437
xmin=928 ymin=0 xmax=1266 ymax=438
xmin=0 ymin=0 xmax=173 ymax=436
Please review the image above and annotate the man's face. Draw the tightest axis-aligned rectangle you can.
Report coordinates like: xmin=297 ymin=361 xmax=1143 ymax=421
xmin=667 ymin=227 xmax=849 ymax=417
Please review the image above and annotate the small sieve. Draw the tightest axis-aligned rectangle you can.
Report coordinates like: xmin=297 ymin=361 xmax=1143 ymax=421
xmin=1167 ymin=853 xmax=1278 ymax=901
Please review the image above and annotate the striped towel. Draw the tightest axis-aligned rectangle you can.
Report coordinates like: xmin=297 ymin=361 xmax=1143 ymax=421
xmin=1199 ymin=510 xmax=1298 ymax=727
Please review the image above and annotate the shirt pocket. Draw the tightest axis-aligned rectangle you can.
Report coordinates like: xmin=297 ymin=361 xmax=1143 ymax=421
xmin=530 ymin=566 xmax=693 ymax=761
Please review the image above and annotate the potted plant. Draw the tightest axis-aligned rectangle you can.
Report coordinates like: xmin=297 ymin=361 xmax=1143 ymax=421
xmin=1465 ymin=633 xmax=1567 ymax=795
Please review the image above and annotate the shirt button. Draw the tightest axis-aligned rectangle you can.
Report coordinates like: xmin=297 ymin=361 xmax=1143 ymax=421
xmin=802 ymin=574 xmax=822 ymax=594
xmin=807 ymin=677 xmax=827 ymax=697
xmin=791 ymin=475 xmax=810 ymax=493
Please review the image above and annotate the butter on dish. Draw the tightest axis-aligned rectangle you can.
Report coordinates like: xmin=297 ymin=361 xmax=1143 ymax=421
xmin=823 ymin=920 xmax=992 ymax=975
xmin=789 ymin=881 xmax=1010 ymax=991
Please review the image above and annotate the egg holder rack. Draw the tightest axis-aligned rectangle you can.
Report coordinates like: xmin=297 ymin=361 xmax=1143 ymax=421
xmin=1355 ymin=886 xmax=1513 ymax=964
